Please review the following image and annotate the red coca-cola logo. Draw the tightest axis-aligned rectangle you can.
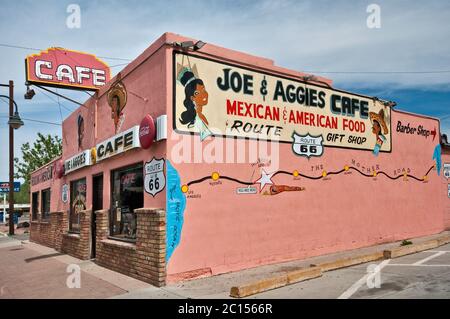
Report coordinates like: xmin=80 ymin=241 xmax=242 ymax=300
xmin=139 ymin=114 xmax=155 ymax=149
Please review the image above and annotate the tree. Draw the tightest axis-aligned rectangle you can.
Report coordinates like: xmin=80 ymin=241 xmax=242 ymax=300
xmin=13 ymin=133 xmax=62 ymax=203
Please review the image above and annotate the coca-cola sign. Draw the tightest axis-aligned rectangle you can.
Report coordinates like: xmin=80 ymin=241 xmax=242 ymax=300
xmin=139 ymin=114 xmax=156 ymax=149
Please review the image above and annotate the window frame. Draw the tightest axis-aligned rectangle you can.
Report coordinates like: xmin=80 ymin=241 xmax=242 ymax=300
xmin=40 ymin=188 xmax=51 ymax=220
xmin=108 ymin=162 xmax=144 ymax=243
xmin=31 ymin=191 xmax=39 ymax=221
xmin=69 ymin=177 xmax=87 ymax=234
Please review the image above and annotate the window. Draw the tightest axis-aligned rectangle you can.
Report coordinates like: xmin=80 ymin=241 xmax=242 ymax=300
xmin=70 ymin=178 xmax=87 ymax=233
xmin=41 ymin=188 xmax=51 ymax=220
xmin=110 ymin=163 xmax=143 ymax=241
xmin=31 ymin=192 xmax=39 ymax=221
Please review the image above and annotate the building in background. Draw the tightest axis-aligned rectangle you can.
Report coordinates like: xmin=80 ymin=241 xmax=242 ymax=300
xmin=29 ymin=33 xmax=450 ymax=286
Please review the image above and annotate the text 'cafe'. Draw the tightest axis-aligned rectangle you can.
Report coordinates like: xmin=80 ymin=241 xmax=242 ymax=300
xmin=29 ymin=33 xmax=450 ymax=286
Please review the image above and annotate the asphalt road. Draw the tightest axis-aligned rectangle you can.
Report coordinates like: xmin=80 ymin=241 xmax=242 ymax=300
xmin=249 ymin=243 xmax=450 ymax=299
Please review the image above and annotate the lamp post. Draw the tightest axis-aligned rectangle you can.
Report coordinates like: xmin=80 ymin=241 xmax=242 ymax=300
xmin=0 ymin=80 xmax=24 ymax=236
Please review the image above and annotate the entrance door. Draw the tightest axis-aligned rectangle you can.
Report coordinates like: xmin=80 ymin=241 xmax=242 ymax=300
xmin=92 ymin=174 xmax=103 ymax=258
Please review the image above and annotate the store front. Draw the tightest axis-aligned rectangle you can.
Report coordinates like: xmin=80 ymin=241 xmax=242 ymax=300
xmin=29 ymin=32 xmax=450 ymax=286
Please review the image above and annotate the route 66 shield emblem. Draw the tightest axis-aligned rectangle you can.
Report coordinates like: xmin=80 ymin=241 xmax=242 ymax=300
xmin=292 ymin=132 xmax=324 ymax=158
xmin=144 ymin=157 xmax=166 ymax=196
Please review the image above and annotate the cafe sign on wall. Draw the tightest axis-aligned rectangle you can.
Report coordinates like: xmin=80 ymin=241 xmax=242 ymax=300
xmin=64 ymin=150 xmax=92 ymax=175
xmin=174 ymin=53 xmax=392 ymax=152
xmin=25 ymin=48 xmax=111 ymax=91
xmin=95 ymin=126 xmax=140 ymax=162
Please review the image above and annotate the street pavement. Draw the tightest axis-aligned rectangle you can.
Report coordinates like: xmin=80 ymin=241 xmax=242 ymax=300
xmin=248 ymin=243 xmax=450 ymax=299
xmin=1 ymin=231 xmax=450 ymax=299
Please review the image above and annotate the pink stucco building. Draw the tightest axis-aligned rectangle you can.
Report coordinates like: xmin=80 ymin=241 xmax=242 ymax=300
xmin=29 ymin=33 xmax=450 ymax=286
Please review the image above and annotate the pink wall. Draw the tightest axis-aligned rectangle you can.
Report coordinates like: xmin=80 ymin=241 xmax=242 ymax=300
xmin=442 ymin=148 xmax=450 ymax=229
xmin=30 ymin=157 xmax=62 ymax=213
xmin=163 ymin=34 xmax=449 ymax=280
xmin=166 ymin=110 xmax=445 ymax=280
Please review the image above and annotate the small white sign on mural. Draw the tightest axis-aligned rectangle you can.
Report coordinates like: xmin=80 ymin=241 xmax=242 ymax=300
xmin=144 ymin=157 xmax=166 ymax=197
xmin=62 ymin=184 xmax=68 ymax=203
xmin=448 ymin=184 xmax=450 ymax=198
xmin=236 ymin=187 xmax=257 ymax=194
xmin=444 ymin=163 xmax=450 ymax=180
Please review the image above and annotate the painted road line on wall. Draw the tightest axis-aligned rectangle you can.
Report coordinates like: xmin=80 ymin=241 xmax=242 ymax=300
xmin=337 ymin=259 xmax=390 ymax=299
xmin=186 ymin=164 xmax=435 ymax=188
xmin=412 ymin=251 xmax=446 ymax=265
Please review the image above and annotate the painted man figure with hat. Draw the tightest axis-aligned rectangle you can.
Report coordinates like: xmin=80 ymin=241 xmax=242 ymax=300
xmin=107 ymin=79 xmax=127 ymax=133
xmin=369 ymin=109 xmax=389 ymax=156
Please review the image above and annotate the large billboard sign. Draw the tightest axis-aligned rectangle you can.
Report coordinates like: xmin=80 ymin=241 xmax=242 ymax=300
xmin=25 ymin=48 xmax=111 ymax=91
xmin=173 ymin=53 xmax=392 ymax=152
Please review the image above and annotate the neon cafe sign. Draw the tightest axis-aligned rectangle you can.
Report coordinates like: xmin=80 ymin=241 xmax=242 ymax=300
xmin=25 ymin=47 xmax=111 ymax=90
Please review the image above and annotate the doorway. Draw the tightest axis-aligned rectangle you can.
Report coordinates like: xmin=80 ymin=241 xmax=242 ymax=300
xmin=92 ymin=174 xmax=103 ymax=258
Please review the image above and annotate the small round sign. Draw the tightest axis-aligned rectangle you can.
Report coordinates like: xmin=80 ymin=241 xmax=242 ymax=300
xmin=139 ymin=114 xmax=156 ymax=149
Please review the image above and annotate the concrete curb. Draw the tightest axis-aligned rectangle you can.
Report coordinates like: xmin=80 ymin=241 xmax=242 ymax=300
xmin=311 ymin=251 xmax=384 ymax=272
xmin=230 ymin=267 xmax=322 ymax=298
xmin=230 ymin=233 xmax=450 ymax=298
xmin=383 ymin=240 xmax=439 ymax=259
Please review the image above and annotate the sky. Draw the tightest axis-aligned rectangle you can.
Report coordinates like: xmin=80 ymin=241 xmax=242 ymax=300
xmin=0 ymin=0 xmax=449 ymax=181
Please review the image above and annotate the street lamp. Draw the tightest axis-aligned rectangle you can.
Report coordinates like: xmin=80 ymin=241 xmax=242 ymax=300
xmin=1 ymin=96 xmax=24 ymax=129
xmin=0 ymin=81 xmax=23 ymax=235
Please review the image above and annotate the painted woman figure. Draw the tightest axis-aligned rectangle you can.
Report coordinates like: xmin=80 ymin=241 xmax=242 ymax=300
xmin=178 ymin=67 xmax=212 ymax=141
xmin=77 ymin=114 xmax=84 ymax=150
xmin=369 ymin=109 xmax=389 ymax=156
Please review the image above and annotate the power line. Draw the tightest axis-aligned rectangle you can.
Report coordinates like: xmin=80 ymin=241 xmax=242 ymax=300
xmin=0 ymin=98 xmax=62 ymax=126
xmin=0 ymin=43 xmax=132 ymax=61
xmin=302 ymin=70 xmax=450 ymax=74
xmin=0 ymin=115 xmax=61 ymax=126
xmin=110 ymin=62 xmax=130 ymax=68
xmin=34 ymin=86 xmax=74 ymax=113
xmin=2 ymin=42 xmax=450 ymax=74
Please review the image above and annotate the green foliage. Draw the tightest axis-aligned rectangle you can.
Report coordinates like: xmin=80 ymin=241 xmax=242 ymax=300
xmin=400 ymin=239 xmax=413 ymax=246
xmin=12 ymin=182 xmax=30 ymax=204
xmin=13 ymin=133 xmax=62 ymax=203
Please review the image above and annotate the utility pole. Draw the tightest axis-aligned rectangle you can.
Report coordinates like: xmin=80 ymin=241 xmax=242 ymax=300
xmin=2 ymin=193 xmax=5 ymax=224
xmin=8 ymin=80 xmax=14 ymax=236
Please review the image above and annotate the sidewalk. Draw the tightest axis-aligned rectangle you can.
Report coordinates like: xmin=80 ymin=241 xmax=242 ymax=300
xmin=0 ymin=238 xmax=150 ymax=299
